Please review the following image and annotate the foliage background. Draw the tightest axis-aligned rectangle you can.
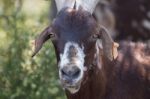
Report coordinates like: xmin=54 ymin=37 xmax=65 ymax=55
xmin=0 ymin=0 xmax=66 ymax=99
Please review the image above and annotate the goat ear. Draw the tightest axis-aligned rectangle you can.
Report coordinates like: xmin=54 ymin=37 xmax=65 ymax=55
xmin=98 ymin=26 xmax=119 ymax=61
xmin=32 ymin=26 xmax=52 ymax=57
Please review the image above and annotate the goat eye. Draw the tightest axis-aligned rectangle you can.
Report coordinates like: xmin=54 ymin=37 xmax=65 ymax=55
xmin=50 ymin=33 xmax=55 ymax=37
xmin=91 ymin=33 xmax=102 ymax=40
xmin=88 ymin=34 xmax=97 ymax=42
xmin=90 ymin=34 xmax=99 ymax=41
xmin=50 ymin=33 xmax=57 ymax=40
xmin=92 ymin=34 xmax=98 ymax=38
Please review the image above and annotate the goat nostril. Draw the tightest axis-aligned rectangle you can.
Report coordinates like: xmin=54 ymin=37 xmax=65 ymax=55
xmin=61 ymin=67 xmax=81 ymax=79
xmin=61 ymin=69 xmax=68 ymax=76
xmin=72 ymin=68 xmax=80 ymax=78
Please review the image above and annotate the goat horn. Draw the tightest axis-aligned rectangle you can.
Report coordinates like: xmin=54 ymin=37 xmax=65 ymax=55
xmin=55 ymin=0 xmax=76 ymax=12
xmin=55 ymin=0 xmax=99 ymax=14
xmin=76 ymin=0 xmax=99 ymax=14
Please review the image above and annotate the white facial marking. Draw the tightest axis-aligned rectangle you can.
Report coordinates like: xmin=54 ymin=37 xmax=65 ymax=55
xmin=59 ymin=42 xmax=85 ymax=68
xmin=59 ymin=42 xmax=86 ymax=93
xmin=67 ymin=87 xmax=80 ymax=94
xmin=95 ymin=39 xmax=103 ymax=69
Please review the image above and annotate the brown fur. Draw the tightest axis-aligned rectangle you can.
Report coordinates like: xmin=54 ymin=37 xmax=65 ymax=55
xmin=35 ymin=5 xmax=150 ymax=99
xmin=66 ymin=41 xmax=150 ymax=99
xmin=50 ymin=9 xmax=150 ymax=99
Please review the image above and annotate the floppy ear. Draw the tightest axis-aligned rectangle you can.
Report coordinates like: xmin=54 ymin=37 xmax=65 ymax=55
xmin=32 ymin=26 xmax=52 ymax=57
xmin=97 ymin=26 xmax=119 ymax=61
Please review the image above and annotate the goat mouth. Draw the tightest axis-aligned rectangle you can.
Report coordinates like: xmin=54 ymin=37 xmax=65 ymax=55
xmin=66 ymin=85 xmax=78 ymax=89
xmin=65 ymin=85 xmax=81 ymax=94
xmin=60 ymin=80 xmax=81 ymax=93
xmin=62 ymin=81 xmax=81 ymax=88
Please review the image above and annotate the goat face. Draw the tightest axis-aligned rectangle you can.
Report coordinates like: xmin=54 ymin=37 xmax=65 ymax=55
xmin=52 ymin=8 xmax=97 ymax=93
xmin=32 ymin=8 xmax=118 ymax=94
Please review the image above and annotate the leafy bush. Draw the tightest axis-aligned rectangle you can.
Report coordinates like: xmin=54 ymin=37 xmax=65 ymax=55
xmin=0 ymin=0 xmax=66 ymax=99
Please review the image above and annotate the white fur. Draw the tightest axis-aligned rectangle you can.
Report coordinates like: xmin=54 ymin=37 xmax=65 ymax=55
xmin=95 ymin=39 xmax=103 ymax=69
xmin=67 ymin=87 xmax=80 ymax=94
xmin=59 ymin=42 xmax=86 ymax=93
xmin=59 ymin=42 xmax=85 ymax=70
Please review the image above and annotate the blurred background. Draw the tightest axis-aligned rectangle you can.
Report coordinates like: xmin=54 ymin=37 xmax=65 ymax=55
xmin=0 ymin=0 xmax=149 ymax=99
xmin=0 ymin=0 xmax=66 ymax=99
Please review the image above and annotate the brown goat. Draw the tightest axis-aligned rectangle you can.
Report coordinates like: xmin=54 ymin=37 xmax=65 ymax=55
xmin=33 ymin=0 xmax=150 ymax=99
xmin=64 ymin=41 xmax=150 ymax=99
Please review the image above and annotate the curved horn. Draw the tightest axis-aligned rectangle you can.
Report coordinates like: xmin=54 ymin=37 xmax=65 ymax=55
xmin=76 ymin=0 xmax=99 ymax=14
xmin=55 ymin=0 xmax=76 ymax=12
xmin=32 ymin=26 xmax=52 ymax=57
xmin=55 ymin=0 xmax=99 ymax=14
